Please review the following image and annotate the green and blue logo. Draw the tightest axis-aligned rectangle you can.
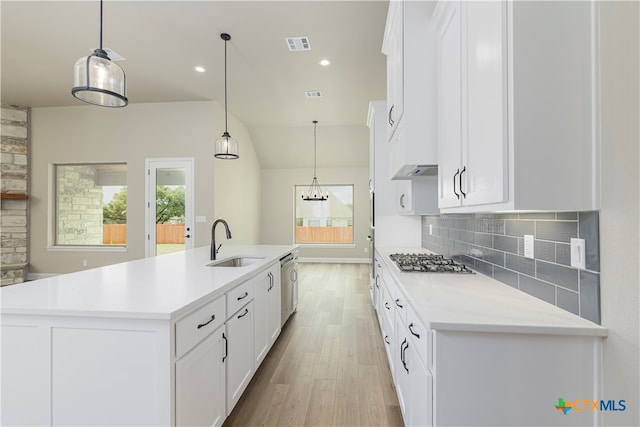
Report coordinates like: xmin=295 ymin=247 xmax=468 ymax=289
xmin=555 ymin=397 xmax=626 ymax=415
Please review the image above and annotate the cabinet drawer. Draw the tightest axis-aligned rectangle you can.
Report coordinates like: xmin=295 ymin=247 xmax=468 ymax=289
xmin=406 ymin=304 xmax=430 ymax=368
xmin=176 ymin=296 xmax=226 ymax=358
xmin=227 ymin=279 xmax=254 ymax=316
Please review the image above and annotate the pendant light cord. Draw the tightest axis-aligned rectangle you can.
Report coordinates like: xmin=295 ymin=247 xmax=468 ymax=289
xmin=313 ymin=121 xmax=318 ymax=177
xmin=99 ymin=0 xmax=103 ymax=50
xmin=224 ymin=37 xmax=229 ymax=133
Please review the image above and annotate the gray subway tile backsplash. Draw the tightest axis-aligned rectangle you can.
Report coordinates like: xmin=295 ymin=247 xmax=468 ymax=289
xmin=422 ymin=211 xmax=601 ymax=324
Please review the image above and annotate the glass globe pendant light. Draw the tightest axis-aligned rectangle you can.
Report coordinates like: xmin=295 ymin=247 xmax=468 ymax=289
xmin=71 ymin=0 xmax=128 ymax=107
xmin=302 ymin=121 xmax=328 ymax=201
xmin=215 ymin=33 xmax=239 ymax=159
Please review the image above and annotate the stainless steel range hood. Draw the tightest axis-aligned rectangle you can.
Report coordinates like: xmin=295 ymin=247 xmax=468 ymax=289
xmin=403 ymin=164 xmax=438 ymax=178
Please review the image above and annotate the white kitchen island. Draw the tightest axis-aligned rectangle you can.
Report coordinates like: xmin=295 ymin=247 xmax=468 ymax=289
xmin=0 ymin=245 xmax=296 ymax=426
xmin=374 ymin=247 xmax=608 ymax=427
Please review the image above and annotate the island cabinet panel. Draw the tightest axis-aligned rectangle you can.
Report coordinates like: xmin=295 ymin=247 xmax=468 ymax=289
xmin=226 ymin=300 xmax=255 ymax=414
xmin=175 ymin=294 xmax=226 ymax=358
xmin=1 ymin=323 xmax=51 ymax=426
xmin=176 ymin=326 xmax=226 ymax=427
xmin=253 ymin=263 xmax=282 ymax=368
xmin=1 ymin=316 xmax=172 ymax=426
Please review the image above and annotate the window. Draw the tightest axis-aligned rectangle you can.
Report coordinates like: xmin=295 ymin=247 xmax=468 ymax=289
xmin=294 ymin=185 xmax=354 ymax=245
xmin=54 ymin=163 xmax=127 ymax=247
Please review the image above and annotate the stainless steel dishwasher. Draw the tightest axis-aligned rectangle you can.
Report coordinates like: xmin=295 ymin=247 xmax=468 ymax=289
xmin=280 ymin=251 xmax=298 ymax=326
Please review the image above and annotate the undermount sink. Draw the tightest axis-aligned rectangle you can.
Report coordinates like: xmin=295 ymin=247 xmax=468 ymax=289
xmin=206 ymin=256 xmax=265 ymax=268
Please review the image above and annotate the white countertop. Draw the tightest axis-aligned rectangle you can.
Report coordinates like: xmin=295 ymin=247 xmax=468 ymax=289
xmin=0 ymin=245 xmax=296 ymax=321
xmin=377 ymin=247 xmax=608 ymax=337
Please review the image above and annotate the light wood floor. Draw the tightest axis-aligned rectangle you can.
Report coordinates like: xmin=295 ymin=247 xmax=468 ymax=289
xmin=223 ymin=263 xmax=403 ymax=427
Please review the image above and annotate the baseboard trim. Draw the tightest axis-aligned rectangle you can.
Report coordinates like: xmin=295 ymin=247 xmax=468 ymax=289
xmin=298 ymin=257 xmax=370 ymax=264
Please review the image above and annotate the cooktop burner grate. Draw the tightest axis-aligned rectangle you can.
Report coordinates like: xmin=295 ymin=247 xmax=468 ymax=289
xmin=388 ymin=253 xmax=474 ymax=274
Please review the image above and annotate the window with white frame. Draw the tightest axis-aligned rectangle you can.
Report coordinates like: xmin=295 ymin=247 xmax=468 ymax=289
xmin=54 ymin=163 xmax=127 ymax=246
xmin=294 ymin=184 xmax=354 ymax=245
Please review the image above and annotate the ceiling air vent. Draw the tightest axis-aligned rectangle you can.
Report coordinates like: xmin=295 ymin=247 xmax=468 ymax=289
xmin=305 ymin=91 xmax=322 ymax=98
xmin=286 ymin=36 xmax=311 ymax=51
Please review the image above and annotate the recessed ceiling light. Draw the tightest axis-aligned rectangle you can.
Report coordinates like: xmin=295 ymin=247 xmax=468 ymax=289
xmin=194 ymin=66 xmax=206 ymax=73
xmin=319 ymin=59 xmax=331 ymax=66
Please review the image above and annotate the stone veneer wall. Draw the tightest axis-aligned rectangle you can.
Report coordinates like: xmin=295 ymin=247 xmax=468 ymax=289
xmin=1 ymin=105 xmax=29 ymax=286
xmin=422 ymin=212 xmax=601 ymax=324
xmin=56 ymin=165 xmax=104 ymax=245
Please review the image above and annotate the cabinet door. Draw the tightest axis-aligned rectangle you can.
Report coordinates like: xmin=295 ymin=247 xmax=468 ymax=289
xmin=254 ymin=264 xmax=282 ymax=369
xmin=385 ymin=0 xmax=404 ymax=139
xmin=175 ymin=327 xmax=226 ymax=427
xmin=436 ymin=0 xmax=463 ymax=209
xmin=253 ymin=272 xmax=268 ymax=368
xmin=268 ymin=265 xmax=282 ymax=344
xmin=226 ymin=302 xmax=254 ymax=414
xmin=396 ymin=180 xmax=413 ymax=214
xmin=463 ymin=0 xmax=508 ymax=206
xmin=405 ymin=339 xmax=433 ymax=427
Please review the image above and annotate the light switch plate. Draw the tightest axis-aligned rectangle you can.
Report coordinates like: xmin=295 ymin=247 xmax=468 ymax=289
xmin=570 ymin=238 xmax=586 ymax=269
xmin=429 ymin=224 xmax=433 ymax=235
xmin=196 ymin=216 xmax=207 ymax=223
xmin=524 ymin=235 xmax=534 ymax=259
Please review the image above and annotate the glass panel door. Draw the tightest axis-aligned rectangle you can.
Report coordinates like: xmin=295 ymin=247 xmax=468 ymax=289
xmin=145 ymin=159 xmax=194 ymax=257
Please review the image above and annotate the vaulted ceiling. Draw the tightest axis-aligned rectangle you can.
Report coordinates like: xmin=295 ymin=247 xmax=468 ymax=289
xmin=1 ymin=1 xmax=389 ymax=168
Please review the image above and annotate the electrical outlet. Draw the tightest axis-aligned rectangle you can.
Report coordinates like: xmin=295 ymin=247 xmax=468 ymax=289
xmin=524 ymin=235 xmax=534 ymax=259
xmin=571 ymin=238 xmax=586 ymax=269
xmin=196 ymin=216 xmax=207 ymax=223
xmin=364 ymin=247 xmax=368 ymax=253
xmin=82 ymin=259 xmax=88 ymax=267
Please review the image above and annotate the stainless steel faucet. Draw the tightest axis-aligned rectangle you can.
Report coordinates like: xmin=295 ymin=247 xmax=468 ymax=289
xmin=211 ymin=219 xmax=232 ymax=260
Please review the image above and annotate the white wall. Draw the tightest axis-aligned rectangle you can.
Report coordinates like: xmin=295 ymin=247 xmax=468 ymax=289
xmin=29 ymin=101 xmax=261 ymax=274
xmin=260 ymin=167 xmax=370 ymax=261
xmin=599 ymin=2 xmax=639 ymax=425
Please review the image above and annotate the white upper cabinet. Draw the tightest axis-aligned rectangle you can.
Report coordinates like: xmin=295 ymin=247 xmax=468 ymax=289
xmin=383 ymin=0 xmax=439 ymax=180
xmin=434 ymin=0 xmax=600 ymax=212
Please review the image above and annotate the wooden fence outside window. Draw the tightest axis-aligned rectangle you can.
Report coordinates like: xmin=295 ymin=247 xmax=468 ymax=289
xmin=103 ymin=224 xmax=185 ymax=244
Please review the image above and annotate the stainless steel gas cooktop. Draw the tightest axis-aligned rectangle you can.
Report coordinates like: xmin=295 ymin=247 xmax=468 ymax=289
xmin=389 ymin=253 xmax=474 ymax=274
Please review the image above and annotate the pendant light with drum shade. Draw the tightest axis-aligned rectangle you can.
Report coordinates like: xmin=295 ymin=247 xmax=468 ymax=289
xmin=215 ymin=33 xmax=239 ymax=159
xmin=302 ymin=121 xmax=328 ymax=201
xmin=71 ymin=0 xmax=128 ymax=107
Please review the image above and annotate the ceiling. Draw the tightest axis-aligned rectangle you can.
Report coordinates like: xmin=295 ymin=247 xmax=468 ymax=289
xmin=1 ymin=0 xmax=389 ymax=169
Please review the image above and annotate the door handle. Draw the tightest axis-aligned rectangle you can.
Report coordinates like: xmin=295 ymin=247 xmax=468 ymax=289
xmin=459 ymin=166 xmax=467 ymax=198
xmin=197 ymin=314 xmax=216 ymax=329
xmin=453 ymin=168 xmax=460 ymax=199
xmin=222 ymin=332 xmax=228 ymax=363
xmin=409 ymin=323 xmax=420 ymax=339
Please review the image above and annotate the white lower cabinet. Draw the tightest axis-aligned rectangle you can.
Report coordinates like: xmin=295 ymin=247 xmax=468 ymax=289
xmin=254 ymin=263 xmax=281 ymax=368
xmin=376 ymin=252 xmax=605 ymax=427
xmin=175 ymin=327 xmax=226 ymax=427
xmin=396 ymin=307 xmax=433 ymax=427
xmin=225 ymin=300 xmax=254 ymax=415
